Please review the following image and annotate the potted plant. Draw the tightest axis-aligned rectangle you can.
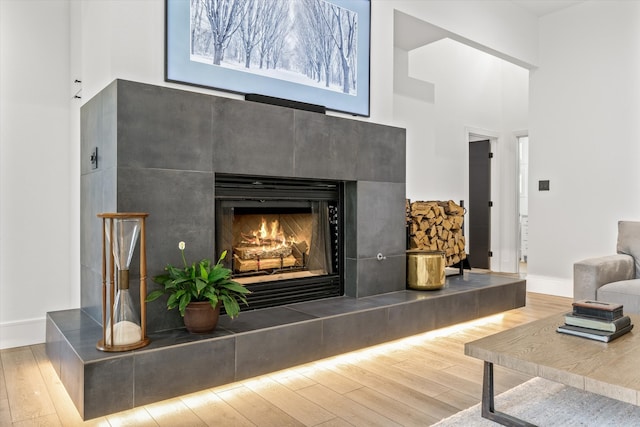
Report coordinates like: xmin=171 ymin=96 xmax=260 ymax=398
xmin=146 ymin=241 xmax=250 ymax=333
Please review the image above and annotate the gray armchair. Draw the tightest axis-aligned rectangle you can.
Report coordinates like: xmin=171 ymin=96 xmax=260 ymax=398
xmin=574 ymin=221 xmax=640 ymax=313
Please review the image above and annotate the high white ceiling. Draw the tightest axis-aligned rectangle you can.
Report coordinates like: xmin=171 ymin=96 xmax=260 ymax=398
xmin=394 ymin=11 xmax=449 ymax=51
xmin=510 ymin=0 xmax=585 ymax=17
xmin=394 ymin=1 xmax=586 ymax=52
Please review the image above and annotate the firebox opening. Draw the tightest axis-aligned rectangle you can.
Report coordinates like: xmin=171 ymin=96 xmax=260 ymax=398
xmin=215 ymin=175 xmax=343 ymax=310
xmin=231 ymin=206 xmax=330 ymax=280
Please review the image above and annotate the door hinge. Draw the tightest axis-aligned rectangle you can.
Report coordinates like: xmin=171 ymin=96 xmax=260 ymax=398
xmin=488 ymin=152 xmax=494 ymax=158
xmin=489 ymin=251 xmax=493 ymax=257
xmin=488 ymin=201 xmax=493 ymax=207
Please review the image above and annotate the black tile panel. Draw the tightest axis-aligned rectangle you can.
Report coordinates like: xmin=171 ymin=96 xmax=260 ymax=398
xmin=446 ymin=272 xmax=525 ymax=288
xmin=80 ymin=80 xmax=117 ymax=176
xmin=343 ymin=257 xmax=358 ymax=297
xmin=144 ymin=326 xmax=233 ymax=349
xmin=79 ymin=266 xmax=101 ymax=325
xmin=218 ymin=306 xmax=316 ymax=333
xmin=47 ymin=309 xmax=95 ymax=333
xmin=355 ymin=122 xmax=406 ymax=183
xmin=431 ymin=290 xmax=480 ymax=329
xmin=80 ymin=170 xmax=109 ymax=273
xmin=343 ymin=181 xmax=358 ymax=262
xmin=212 ymin=97 xmax=295 ymax=176
xmin=235 ymin=320 xmax=323 ymax=380
xmin=355 ymin=181 xmax=407 ymax=260
xmin=116 ymin=167 xmax=216 ymax=332
xmin=477 ymin=281 xmax=527 ymax=318
xmin=286 ymin=295 xmax=380 ymax=317
xmin=355 ymin=255 xmax=406 ymax=297
xmin=387 ymin=299 xmax=438 ymax=338
xmin=59 ymin=340 xmax=86 ymax=417
xmin=362 ymin=290 xmax=432 ymax=305
xmin=45 ymin=316 xmax=63 ymax=377
xmin=322 ymin=308 xmax=392 ymax=357
xmin=84 ymin=357 xmax=134 ymax=419
xmin=293 ymin=111 xmax=358 ymax=181
xmin=116 ymin=80 xmax=214 ymax=172
xmin=134 ymin=338 xmax=236 ymax=406
xmin=62 ymin=323 xmax=113 ymax=364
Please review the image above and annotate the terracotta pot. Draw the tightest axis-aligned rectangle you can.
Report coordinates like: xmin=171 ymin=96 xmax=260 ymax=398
xmin=183 ymin=301 xmax=221 ymax=334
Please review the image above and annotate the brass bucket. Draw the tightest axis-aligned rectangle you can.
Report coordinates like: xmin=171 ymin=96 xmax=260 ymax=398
xmin=407 ymin=250 xmax=446 ymax=290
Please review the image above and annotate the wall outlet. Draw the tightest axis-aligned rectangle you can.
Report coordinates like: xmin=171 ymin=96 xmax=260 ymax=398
xmin=538 ymin=180 xmax=550 ymax=191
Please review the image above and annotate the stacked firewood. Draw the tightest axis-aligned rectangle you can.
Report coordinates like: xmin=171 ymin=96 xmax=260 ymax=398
xmin=406 ymin=200 xmax=467 ymax=266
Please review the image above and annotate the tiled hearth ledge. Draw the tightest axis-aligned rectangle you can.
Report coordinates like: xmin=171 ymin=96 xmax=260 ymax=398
xmin=46 ymin=272 xmax=525 ymax=420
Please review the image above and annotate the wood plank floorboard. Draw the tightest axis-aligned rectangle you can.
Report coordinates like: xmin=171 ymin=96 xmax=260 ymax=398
xmin=344 ymin=386 xmax=439 ymax=426
xmin=216 ymin=386 xmax=304 ymax=427
xmin=0 ymin=292 xmax=572 ymax=426
xmin=296 ymin=383 xmax=401 ymax=427
xmin=242 ymin=376 xmax=336 ymax=426
xmin=328 ymin=362 xmax=457 ymax=416
xmin=144 ymin=398 xmax=208 ymax=427
xmin=353 ymin=358 xmax=453 ymax=398
xmin=179 ymin=389 xmax=256 ymax=427
xmin=1 ymin=347 xmax=57 ymax=423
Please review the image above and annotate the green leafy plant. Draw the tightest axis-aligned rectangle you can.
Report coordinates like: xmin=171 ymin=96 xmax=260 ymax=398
xmin=146 ymin=241 xmax=250 ymax=318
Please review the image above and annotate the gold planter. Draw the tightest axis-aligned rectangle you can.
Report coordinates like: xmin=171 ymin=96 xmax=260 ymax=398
xmin=407 ymin=250 xmax=446 ymax=290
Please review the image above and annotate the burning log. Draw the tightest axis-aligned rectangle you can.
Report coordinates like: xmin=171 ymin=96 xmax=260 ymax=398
xmin=407 ymin=200 xmax=467 ymax=267
xmin=232 ymin=216 xmax=310 ymax=272
xmin=234 ymin=254 xmax=298 ymax=273
xmin=234 ymin=245 xmax=293 ymax=261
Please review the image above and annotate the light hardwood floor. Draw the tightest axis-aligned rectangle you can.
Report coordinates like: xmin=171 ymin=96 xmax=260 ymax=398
xmin=0 ymin=292 xmax=572 ymax=426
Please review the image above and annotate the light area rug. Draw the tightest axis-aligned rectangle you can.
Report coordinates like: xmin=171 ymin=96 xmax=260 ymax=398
xmin=433 ymin=377 xmax=640 ymax=426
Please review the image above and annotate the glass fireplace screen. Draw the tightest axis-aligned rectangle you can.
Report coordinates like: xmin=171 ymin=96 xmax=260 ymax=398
xmin=215 ymin=175 xmax=343 ymax=309
xmin=229 ymin=203 xmax=334 ymax=279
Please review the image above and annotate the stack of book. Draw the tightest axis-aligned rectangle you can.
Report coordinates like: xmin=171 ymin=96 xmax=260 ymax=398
xmin=557 ymin=300 xmax=634 ymax=342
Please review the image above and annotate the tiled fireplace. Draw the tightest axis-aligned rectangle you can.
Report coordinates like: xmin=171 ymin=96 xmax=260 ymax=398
xmin=45 ymin=80 xmax=526 ymax=419
xmin=78 ymin=79 xmax=407 ymax=332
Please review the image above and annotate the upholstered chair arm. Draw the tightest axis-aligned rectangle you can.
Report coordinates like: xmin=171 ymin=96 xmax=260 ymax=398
xmin=573 ymin=254 xmax=635 ymax=301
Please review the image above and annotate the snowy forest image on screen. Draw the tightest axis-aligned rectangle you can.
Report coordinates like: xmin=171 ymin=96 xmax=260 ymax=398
xmin=190 ymin=0 xmax=360 ymax=96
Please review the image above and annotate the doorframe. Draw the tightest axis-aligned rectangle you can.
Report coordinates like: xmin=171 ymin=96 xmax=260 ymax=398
xmin=465 ymin=127 xmax=499 ymax=271
xmin=514 ymin=130 xmax=529 ymax=274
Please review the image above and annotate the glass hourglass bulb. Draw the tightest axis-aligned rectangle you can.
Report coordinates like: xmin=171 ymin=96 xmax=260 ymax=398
xmin=105 ymin=218 xmax=142 ymax=346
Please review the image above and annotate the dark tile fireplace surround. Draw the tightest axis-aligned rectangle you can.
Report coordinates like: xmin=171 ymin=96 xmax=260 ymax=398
xmin=45 ymin=80 xmax=526 ymax=419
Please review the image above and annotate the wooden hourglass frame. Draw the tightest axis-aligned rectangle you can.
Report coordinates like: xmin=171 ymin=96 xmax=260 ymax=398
xmin=97 ymin=212 xmax=150 ymax=352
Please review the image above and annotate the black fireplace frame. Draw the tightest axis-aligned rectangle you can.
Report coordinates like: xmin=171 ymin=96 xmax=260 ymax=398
xmin=215 ymin=174 xmax=344 ymax=310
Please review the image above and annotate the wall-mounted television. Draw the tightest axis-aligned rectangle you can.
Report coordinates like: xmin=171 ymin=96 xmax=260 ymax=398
xmin=165 ymin=0 xmax=370 ymax=117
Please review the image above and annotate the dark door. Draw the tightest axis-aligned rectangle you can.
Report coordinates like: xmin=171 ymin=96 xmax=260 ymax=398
xmin=469 ymin=140 xmax=491 ymax=269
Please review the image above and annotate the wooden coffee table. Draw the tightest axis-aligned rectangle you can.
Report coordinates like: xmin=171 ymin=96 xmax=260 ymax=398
xmin=465 ymin=313 xmax=640 ymax=426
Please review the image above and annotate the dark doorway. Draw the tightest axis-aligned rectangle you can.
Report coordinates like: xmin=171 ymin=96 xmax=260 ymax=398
xmin=469 ymin=140 xmax=492 ymax=269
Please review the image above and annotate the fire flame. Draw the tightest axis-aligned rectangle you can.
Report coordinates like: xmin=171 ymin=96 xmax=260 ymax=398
xmin=244 ymin=218 xmax=295 ymax=247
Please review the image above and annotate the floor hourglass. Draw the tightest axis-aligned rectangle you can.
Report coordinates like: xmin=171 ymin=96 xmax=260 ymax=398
xmin=97 ymin=212 xmax=150 ymax=351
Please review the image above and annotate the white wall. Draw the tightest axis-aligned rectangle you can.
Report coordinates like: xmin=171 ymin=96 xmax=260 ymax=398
xmin=79 ymin=0 xmax=165 ymax=103
xmin=527 ymin=1 xmax=640 ymax=296
xmin=0 ymin=0 xmax=74 ymax=348
xmin=395 ymin=38 xmax=529 ymax=273
xmin=0 ymin=0 xmax=543 ymax=348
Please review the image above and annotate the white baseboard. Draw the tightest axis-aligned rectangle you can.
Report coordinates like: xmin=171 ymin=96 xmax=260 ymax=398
xmin=525 ymin=274 xmax=573 ymax=298
xmin=0 ymin=317 xmax=46 ymax=350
